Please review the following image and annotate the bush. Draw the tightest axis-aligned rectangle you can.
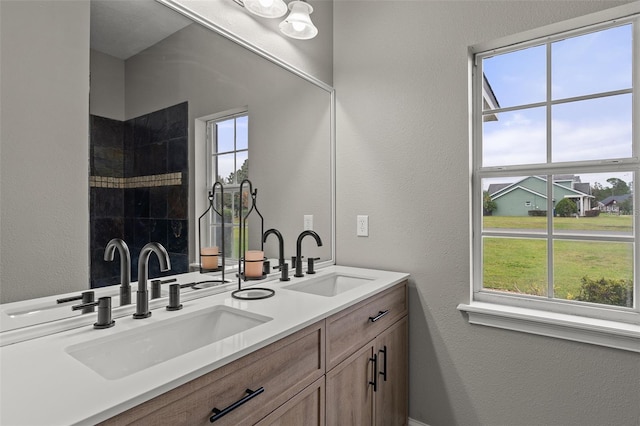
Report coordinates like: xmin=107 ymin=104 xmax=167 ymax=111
xmin=574 ymin=277 xmax=633 ymax=307
xmin=555 ymin=198 xmax=577 ymax=217
xmin=528 ymin=210 xmax=547 ymax=217
xmin=584 ymin=209 xmax=600 ymax=217
xmin=483 ymin=191 xmax=497 ymax=216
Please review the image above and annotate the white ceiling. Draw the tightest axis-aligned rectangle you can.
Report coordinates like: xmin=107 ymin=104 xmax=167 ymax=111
xmin=90 ymin=0 xmax=192 ymax=60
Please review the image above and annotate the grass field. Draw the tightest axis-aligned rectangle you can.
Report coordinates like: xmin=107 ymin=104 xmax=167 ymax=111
xmin=482 ymin=215 xmax=634 ymax=301
xmin=483 ymin=214 xmax=633 ymax=232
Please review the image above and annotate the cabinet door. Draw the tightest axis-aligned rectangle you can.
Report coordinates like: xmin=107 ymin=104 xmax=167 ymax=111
xmin=256 ymin=377 xmax=325 ymax=426
xmin=326 ymin=344 xmax=375 ymax=426
xmin=375 ymin=317 xmax=408 ymax=426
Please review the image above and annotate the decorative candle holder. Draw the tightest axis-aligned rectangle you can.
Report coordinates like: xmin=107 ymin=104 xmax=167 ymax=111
xmin=232 ymin=179 xmax=274 ymax=300
xmin=198 ymin=182 xmax=227 ymax=282
xmin=200 ymin=246 xmax=219 ymax=270
xmin=243 ymin=250 xmax=265 ymax=280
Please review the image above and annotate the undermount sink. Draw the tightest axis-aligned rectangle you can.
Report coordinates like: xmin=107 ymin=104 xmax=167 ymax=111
xmin=283 ymin=273 xmax=373 ymax=297
xmin=65 ymin=305 xmax=272 ymax=380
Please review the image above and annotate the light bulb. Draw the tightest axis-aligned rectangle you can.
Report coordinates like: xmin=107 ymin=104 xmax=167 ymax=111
xmin=279 ymin=1 xmax=318 ymax=40
xmin=243 ymin=0 xmax=287 ymax=18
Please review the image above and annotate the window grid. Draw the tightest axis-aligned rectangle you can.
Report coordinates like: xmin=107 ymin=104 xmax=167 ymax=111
xmin=472 ymin=16 xmax=640 ymax=324
xmin=205 ymin=112 xmax=249 ymax=260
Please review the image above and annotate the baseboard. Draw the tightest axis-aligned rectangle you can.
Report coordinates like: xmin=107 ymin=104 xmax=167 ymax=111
xmin=409 ymin=418 xmax=430 ymax=426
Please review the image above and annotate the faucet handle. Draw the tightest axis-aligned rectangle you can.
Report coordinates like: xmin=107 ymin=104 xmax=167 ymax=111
xmin=307 ymin=257 xmax=321 ymax=275
xmin=151 ymin=278 xmax=178 ymax=299
xmin=66 ymin=291 xmax=96 ymax=314
xmin=272 ymin=262 xmax=290 ymax=281
xmin=58 ymin=290 xmax=95 ymax=307
xmin=166 ymin=284 xmax=183 ymax=311
xmin=72 ymin=297 xmax=115 ymax=329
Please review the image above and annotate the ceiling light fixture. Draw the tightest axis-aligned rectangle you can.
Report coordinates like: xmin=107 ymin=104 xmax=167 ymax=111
xmin=234 ymin=0 xmax=318 ymax=40
xmin=279 ymin=0 xmax=317 ymax=40
xmin=242 ymin=0 xmax=288 ymax=18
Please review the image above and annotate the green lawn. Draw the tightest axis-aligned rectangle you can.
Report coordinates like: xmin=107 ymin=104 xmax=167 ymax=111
xmin=483 ymin=214 xmax=632 ymax=232
xmin=482 ymin=215 xmax=634 ymax=303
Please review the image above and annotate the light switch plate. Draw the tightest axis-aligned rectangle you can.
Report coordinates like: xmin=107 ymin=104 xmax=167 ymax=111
xmin=304 ymin=215 xmax=313 ymax=231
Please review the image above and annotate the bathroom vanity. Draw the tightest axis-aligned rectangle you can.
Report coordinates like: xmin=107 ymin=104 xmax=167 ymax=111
xmin=0 ymin=266 xmax=408 ymax=425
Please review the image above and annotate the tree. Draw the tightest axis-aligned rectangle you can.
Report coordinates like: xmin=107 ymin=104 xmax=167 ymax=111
xmin=555 ymin=198 xmax=577 ymax=217
xmin=483 ymin=191 xmax=497 ymax=216
xmin=591 ymin=178 xmax=632 ymax=203
xmin=606 ymin=178 xmax=630 ymax=196
xmin=619 ymin=196 xmax=633 ymax=215
xmin=590 ymin=182 xmax=606 ymax=203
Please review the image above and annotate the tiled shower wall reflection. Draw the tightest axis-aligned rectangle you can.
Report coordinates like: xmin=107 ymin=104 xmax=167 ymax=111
xmin=90 ymin=102 xmax=189 ymax=288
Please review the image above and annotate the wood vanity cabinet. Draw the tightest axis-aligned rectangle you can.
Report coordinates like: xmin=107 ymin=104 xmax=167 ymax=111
xmin=101 ymin=281 xmax=407 ymax=426
xmin=256 ymin=376 xmax=325 ymax=426
xmin=326 ymin=282 xmax=408 ymax=426
xmin=100 ymin=321 xmax=325 ymax=426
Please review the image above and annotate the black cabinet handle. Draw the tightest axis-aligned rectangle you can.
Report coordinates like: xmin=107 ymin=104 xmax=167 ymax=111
xmin=369 ymin=354 xmax=378 ymax=392
xmin=210 ymin=387 xmax=264 ymax=423
xmin=379 ymin=346 xmax=388 ymax=382
xmin=368 ymin=310 xmax=389 ymax=322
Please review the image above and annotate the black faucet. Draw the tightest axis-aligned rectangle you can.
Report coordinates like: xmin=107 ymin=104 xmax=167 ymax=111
xmin=263 ymin=228 xmax=289 ymax=281
xmin=263 ymin=228 xmax=285 ymax=267
xmin=103 ymin=238 xmax=131 ymax=306
xmin=134 ymin=242 xmax=171 ymax=319
xmin=295 ymin=230 xmax=322 ymax=277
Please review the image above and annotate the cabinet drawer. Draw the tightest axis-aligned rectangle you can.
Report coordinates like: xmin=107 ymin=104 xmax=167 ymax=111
xmin=101 ymin=321 xmax=325 ymax=426
xmin=326 ymin=281 xmax=407 ymax=370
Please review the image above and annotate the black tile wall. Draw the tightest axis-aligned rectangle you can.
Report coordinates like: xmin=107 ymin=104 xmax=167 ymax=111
xmin=90 ymin=116 xmax=124 ymax=177
xmin=89 ymin=102 xmax=189 ymax=288
xmin=168 ymin=137 xmax=188 ymax=173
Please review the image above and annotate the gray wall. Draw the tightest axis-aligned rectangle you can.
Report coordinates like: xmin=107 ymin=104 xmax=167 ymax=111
xmin=124 ymin=23 xmax=332 ymax=263
xmin=0 ymin=0 xmax=90 ymax=303
xmin=89 ymin=49 xmax=125 ymax=121
xmin=334 ymin=1 xmax=640 ymax=425
xmin=0 ymin=0 xmax=333 ymax=303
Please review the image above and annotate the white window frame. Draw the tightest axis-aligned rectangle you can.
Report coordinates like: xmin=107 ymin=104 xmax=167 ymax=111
xmin=205 ymin=109 xmax=249 ymax=261
xmin=458 ymin=4 xmax=640 ymax=353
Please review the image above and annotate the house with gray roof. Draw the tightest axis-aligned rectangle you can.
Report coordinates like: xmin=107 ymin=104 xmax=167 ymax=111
xmin=600 ymin=193 xmax=633 ymax=214
xmin=488 ymin=175 xmax=594 ymax=216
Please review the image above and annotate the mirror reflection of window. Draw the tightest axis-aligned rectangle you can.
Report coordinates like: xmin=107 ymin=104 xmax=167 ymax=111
xmin=206 ymin=112 xmax=249 ymax=260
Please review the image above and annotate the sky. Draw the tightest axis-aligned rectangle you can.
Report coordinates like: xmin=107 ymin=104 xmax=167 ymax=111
xmin=213 ymin=116 xmax=249 ymax=184
xmin=481 ymin=23 xmax=634 ymax=190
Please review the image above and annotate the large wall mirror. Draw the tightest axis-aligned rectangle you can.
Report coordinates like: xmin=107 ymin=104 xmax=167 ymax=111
xmin=0 ymin=0 xmax=334 ymax=309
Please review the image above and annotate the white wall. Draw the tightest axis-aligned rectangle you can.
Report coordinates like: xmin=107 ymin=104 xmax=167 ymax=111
xmin=334 ymin=1 xmax=640 ymax=425
xmin=0 ymin=0 xmax=90 ymax=303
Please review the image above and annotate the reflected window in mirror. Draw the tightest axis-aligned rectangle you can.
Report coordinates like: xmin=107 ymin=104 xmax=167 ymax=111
xmin=206 ymin=111 xmax=249 ymax=260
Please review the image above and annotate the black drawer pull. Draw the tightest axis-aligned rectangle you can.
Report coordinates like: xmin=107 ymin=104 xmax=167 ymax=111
xmin=210 ymin=387 xmax=264 ymax=423
xmin=379 ymin=345 xmax=388 ymax=381
xmin=368 ymin=310 xmax=389 ymax=322
xmin=369 ymin=354 xmax=378 ymax=392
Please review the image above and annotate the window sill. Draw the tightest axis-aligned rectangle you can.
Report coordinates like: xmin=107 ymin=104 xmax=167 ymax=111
xmin=457 ymin=302 xmax=640 ymax=353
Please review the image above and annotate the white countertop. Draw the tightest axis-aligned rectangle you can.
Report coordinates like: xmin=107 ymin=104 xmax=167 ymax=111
xmin=0 ymin=266 xmax=408 ymax=425
xmin=0 ymin=269 xmax=243 ymax=338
